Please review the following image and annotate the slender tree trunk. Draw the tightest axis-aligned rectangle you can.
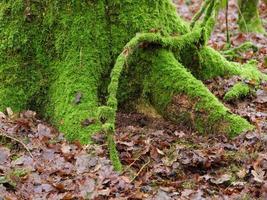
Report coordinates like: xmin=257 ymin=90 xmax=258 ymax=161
xmin=238 ymin=0 xmax=265 ymax=33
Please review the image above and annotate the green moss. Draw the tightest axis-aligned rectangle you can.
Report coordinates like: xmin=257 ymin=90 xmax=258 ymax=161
xmin=194 ymin=47 xmax=241 ymax=79
xmin=1 ymin=0 xmax=265 ymax=170
xmin=142 ymin=49 xmax=252 ymax=136
xmin=222 ymin=42 xmax=258 ymax=60
xmin=222 ymin=61 xmax=267 ymax=102
xmin=182 ymin=180 xmax=196 ymax=189
xmin=0 ymin=0 xmax=46 ymax=112
xmin=5 ymin=168 xmax=28 ymax=187
xmin=107 ymin=132 xmax=122 ymax=171
xmin=107 ymin=0 xmax=189 ymax=58
xmin=187 ymin=46 xmax=266 ymax=83
xmin=240 ymin=60 xmax=267 ymax=82
xmin=224 ymin=82 xmax=250 ymax=102
xmin=238 ymin=0 xmax=265 ymax=33
xmin=190 ymin=0 xmax=210 ymax=28
xmin=42 ymin=1 xmax=111 ymax=143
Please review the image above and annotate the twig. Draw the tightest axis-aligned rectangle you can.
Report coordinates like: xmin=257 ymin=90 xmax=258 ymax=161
xmin=0 ymin=129 xmax=33 ymax=158
xmin=225 ymin=0 xmax=231 ymax=48
xmin=121 ymin=153 xmax=144 ymax=174
xmin=130 ymin=159 xmax=150 ymax=182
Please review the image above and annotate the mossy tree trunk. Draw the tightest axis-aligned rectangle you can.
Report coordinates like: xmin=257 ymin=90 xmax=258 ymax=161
xmin=1 ymin=0 xmax=266 ymax=170
xmin=238 ymin=0 xmax=265 ymax=33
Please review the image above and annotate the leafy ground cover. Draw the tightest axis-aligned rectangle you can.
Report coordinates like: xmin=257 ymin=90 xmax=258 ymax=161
xmin=0 ymin=0 xmax=266 ymax=199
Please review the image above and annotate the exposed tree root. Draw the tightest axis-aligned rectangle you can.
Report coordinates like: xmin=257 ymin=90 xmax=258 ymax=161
xmin=100 ymin=30 xmax=206 ymax=130
xmin=99 ymin=30 xmax=206 ymax=170
xmin=224 ymin=82 xmax=251 ymax=102
xmin=143 ymin=49 xmax=254 ymax=136
xmin=222 ymin=42 xmax=258 ymax=60
xmin=102 ymin=35 xmax=266 ymax=170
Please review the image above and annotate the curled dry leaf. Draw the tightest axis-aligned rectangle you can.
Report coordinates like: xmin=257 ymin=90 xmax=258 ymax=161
xmin=251 ymin=169 xmax=265 ymax=183
xmin=210 ymin=174 xmax=231 ymax=185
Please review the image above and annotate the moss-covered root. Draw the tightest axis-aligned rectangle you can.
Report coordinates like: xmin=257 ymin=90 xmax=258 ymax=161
xmin=200 ymin=0 xmax=221 ymax=41
xmin=97 ymin=106 xmax=122 ymax=171
xmin=189 ymin=0 xmax=220 ymax=41
xmin=221 ymin=42 xmax=258 ymax=60
xmin=190 ymin=0 xmax=211 ymax=28
xmin=103 ymin=29 xmax=206 ymax=125
xmin=98 ymin=30 xmax=207 ymax=170
xmin=192 ymin=47 xmax=266 ymax=82
xmin=144 ymin=49 xmax=253 ymax=138
xmin=238 ymin=0 xmax=265 ymax=33
xmin=240 ymin=60 xmax=267 ymax=82
xmin=224 ymin=82 xmax=250 ymax=102
xmin=107 ymin=132 xmax=122 ymax=171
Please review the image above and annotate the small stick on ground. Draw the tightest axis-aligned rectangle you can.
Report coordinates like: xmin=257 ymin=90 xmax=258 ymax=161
xmin=0 ymin=129 xmax=33 ymax=158
xmin=131 ymin=159 xmax=150 ymax=183
xmin=225 ymin=0 xmax=231 ymax=48
xmin=122 ymin=153 xmax=144 ymax=174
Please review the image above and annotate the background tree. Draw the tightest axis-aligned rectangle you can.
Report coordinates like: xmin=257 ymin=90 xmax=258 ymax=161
xmin=238 ymin=0 xmax=265 ymax=33
xmin=0 ymin=0 xmax=266 ymax=170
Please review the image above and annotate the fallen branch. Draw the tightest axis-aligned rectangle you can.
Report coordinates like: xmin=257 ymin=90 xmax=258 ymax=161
xmin=131 ymin=159 xmax=150 ymax=182
xmin=121 ymin=153 xmax=144 ymax=175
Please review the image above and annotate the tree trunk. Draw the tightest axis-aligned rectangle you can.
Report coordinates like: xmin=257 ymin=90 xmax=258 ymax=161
xmin=238 ymin=0 xmax=265 ymax=33
xmin=0 ymin=0 xmax=266 ymax=170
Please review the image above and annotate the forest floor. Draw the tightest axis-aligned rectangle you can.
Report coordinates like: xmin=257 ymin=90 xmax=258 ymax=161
xmin=0 ymin=0 xmax=267 ymax=199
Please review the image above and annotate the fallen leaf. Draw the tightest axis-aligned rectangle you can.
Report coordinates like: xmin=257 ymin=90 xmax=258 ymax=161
xmin=79 ymin=178 xmax=95 ymax=197
xmin=237 ymin=169 xmax=247 ymax=179
xmin=37 ymin=124 xmax=52 ymax=139
xmin=6 ymin=108 xmax=13 ymax=118
xmin=154 ymin=190 xmax=171 ymax=200
xmin=0 ymin=147 xmax=10 ymax=165
xmin=210 ymin=174 xmax=231 ymax=185
xmin=75 ymin=153 xmax=98 ymax=174
xmin=252 ymin=169 xmax=265 ymax=183
xmin=254 ymin=89 xmax=267 ymax=103
xmin=0 ymin=112 xmax=6 ymax=119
